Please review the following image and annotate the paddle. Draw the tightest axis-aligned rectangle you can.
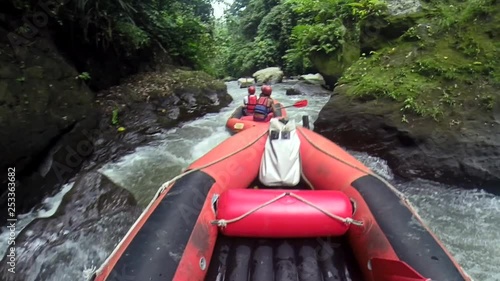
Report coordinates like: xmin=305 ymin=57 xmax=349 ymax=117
xmin=283 ymin=100 xmax=308 ymax=108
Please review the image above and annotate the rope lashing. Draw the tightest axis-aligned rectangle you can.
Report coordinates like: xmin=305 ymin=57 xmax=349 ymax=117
xmin=85 ymin=128 xmax=270 ymax=281
xmin=211 ymin=192 xmax=363 ymax=227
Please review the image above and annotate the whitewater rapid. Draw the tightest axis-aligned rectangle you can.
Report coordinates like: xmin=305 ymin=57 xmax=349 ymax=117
xmin=0 ymin=81 xmax=498 ymax=281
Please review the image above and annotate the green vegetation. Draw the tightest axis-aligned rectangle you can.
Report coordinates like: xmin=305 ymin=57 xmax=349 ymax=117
xmin=112 ymin=109 xmax=119 ymax=126
xmin=6 ymin=0 xmax=216 ymax=77
xmin=341 ymin=0 xmax=499 ymax=121
xmin=77 ymin=72 xmax=91 ymax=81
xmin=4 ymin=0 xmax=498 ymax=122
xmin=212 ymin=0 xmax=387 ymax=78
xmin=209 ymin=0 xmax=498 ymax=122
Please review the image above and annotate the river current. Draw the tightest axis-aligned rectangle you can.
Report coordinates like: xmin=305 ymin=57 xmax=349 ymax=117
xmin=0 ymin=81 xmax=498 ymax=281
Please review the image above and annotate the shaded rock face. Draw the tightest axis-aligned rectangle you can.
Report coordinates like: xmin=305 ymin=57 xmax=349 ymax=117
xmin=0 ymin=26 xmax=98 ymax=215
xmin=360 ymin=13 xmax=420 ymax=53
xmin=285 ymin=81 xmax=332 ymax=96
xmin=310 ymin=0 xmax=423 ymax=88
xmin=314 ymin=86 xmax=500 ymax=191
xmin=309 ymin=23 xmax=360 ymax=90
xmin=90 ymin=69 xmax=233 ymax=167
xmin=0 ymin=171 xmax=142 ymax=281
xmin=0 ymin=25 xmax=232 ymax=221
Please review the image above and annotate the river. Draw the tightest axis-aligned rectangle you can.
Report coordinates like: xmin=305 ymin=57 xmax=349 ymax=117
xmin=0 ymin=81 xmax=498 ymax=281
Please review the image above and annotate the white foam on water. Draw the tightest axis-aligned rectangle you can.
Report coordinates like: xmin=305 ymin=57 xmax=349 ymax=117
xmin=349 ymin=150 xmax=395 ymax=180
xmin=0 ymin=182 xmax=74 ymax=258
xmin=1 ymin=81 xmax=498 ymax=281
xmin=396 ymin=181 xmax=500 ymax=281
xmin=191 ymin=126 xmax=231 ymax=160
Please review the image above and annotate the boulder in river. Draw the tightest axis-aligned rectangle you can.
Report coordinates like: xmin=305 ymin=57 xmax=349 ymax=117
xmin=298 ymin=73 xmax=326 ymax=86
xmin=252 ymin=67 xmax=284 ymax=84
xmin=286 ymin=81 xmax=332 ymax=96
xmin=223 ymin=76 xmax=237 ymax=82
xmin=238 ymin=77 xmax=255 ymax=88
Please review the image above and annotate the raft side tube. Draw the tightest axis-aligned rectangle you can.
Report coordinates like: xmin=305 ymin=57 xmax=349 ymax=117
xmin=297 ymin=127 xmax=400 ymax=280
xmin=96 ymin=170 xmax=216 ymax=281
xmin=172 ymin=128 xmax=268 ymax=281
xmin=297 ymin=127 xmax=470 ymax=281
xmin=352 ymin=175 xmax=468 ymax=281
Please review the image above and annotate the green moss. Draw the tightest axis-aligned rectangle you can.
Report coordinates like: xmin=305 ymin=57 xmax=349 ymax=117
xmin=100 ymin=68 xmax=226 ymax=104
xmin=170 ymin=69 xmax=226 ymax=93
xmin=338 ymin=0 xmax=500 ymax=123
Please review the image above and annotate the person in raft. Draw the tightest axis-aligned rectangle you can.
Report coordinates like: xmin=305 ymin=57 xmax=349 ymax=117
xmin=253 ymin=84 xmax=276 ymax=122
xmin=242 ymin=85 xmax=257 ymax=116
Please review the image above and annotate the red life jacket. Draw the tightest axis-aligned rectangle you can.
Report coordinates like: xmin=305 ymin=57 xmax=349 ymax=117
xmin=246 ymin=95 xmax=257 ymax=114
xmin=254 ymin=96 xmax=271 ymax=117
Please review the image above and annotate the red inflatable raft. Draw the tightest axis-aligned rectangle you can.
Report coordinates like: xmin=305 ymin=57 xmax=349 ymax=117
xmin=225 ymin=99 xmax=287 ymax=134
xmin=91 ymin=123 xmax=473 ymax=281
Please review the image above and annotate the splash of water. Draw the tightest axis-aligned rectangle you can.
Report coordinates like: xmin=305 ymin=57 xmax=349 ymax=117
xmin=0 ymin=81 xmax=497 ymax=281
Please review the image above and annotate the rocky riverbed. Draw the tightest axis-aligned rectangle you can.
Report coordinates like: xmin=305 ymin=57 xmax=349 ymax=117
xmin=0 ymin=26 xmax=232 ymax=222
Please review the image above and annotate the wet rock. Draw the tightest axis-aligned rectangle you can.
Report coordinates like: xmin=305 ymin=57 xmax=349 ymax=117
xmin=385 ymin=0 xmax=422 ymax=16
xmin=314 ymin=85 xmax=500 ymax=191
xmin=252 ymin=67 xmax=284 ymax=84
xmin=316 ymin=0 xmax=500 ymax=191
xmin=298 ymin=73 xmax=325 ymax=86
xmin=238 ymin=77 xmax=255 ymax=88
xmin=0 ymin=34 xmax=231 ymax=222
xmin=167 ymin=107 xmax=181 ymax=120
xmin=285 ymin=81 xmax=332 ymax=96
xmin=180 ymin=92 xmax=197 ymax=107
xmin=85 ymin=69 xmax=233 ymax=170
xmin=0 ymin=26 xmax=98 ymax=217
xmin=0 ymin=171 xmax=142 ymax=281
xmin=223 ymin=76 xmax=237 ymax=82
xmin=360 ymin=13 xmax=421 ymax=53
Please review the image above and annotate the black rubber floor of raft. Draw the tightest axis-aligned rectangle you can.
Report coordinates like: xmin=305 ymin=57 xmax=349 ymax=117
xmin=205 ymin=235 xmax=365 ymax=281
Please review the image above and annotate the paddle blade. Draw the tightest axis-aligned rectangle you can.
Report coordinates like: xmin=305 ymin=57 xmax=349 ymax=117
xmin=293 ymin=100 xmax=308 ymax=108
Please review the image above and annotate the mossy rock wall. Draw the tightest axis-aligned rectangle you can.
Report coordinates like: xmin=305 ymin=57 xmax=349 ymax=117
xmin=315 ymin=0 xmax=500 ymax=189
xmin=0 ymin=27 xmax=232 ymax=218
xmin=309 ymin=43 xmax=360 ymax=89
xmin=0 ymin=26 xmax=99 ymax=214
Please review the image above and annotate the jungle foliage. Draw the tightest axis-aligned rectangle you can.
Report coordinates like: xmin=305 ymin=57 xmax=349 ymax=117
xmin=211 ymin=0 xmax=387 ymax=78
xmin=5 ymin=0 xmax=216 ymax=73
